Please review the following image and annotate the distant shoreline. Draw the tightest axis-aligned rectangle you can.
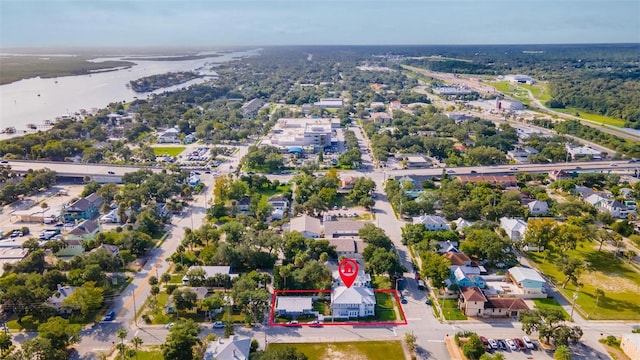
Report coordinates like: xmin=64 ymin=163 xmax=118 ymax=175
xmin=0 ymin=56 xmax=135 ymax=85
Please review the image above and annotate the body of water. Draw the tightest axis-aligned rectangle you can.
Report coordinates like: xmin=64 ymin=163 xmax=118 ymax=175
xmin=0 ymin=49 xmax=259 ymax=138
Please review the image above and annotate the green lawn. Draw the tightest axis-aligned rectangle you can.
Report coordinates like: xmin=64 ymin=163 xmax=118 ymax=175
xmin=553 ymin=107 xmax=626 ymax=127
xmin=527 ymin=246 xmax=640 ymax=320
xmin=532 ymin=298 xmax=570 ymax=320
xmin=520 ymin=83 xmax=552 ymax=103
xmin=267 ymin=341 xmax=405 ymax=360
xmin=372 ymin=275 xmax=392 ymax=289
xmin=438 ymin=298 xmax=467 ymax=320
xmin=136 ymin=350 xmax=163 ymax=360
xmin=313 ymin=300 xmax=331 ymax=315
xmin=375 ymin=292 xmax=400 ymax=321
xmin=491 ymin=81 xmax=531 ymax=105
xmin=152 ymin=146 xmax=186 ymax=157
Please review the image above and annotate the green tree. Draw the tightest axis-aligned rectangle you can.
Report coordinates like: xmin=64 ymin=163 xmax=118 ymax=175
xmin=594 ymin=288 xmax=604 ymax=313
xmin=116 ymin=328 xmax=128 ymax=358
xmin=161 ymin=272 xmax=172 ymax=285
xmin=553 ymin=345 xmax=572 ymax=360
xmin=420 ymin=250 xmax=451 ymax=290
xmin=0 ymin=332 xmax=12 ymax=356
xmin=161 ymin=319 xmax=202 ymax=360
xmin=37 ymin=316 xmax=80 ymax=351
xmin=62 ymin=281 xmax=104 ymax=318
xmin=525 ymin=218 xmax=559 ymax=252
xmin=462 ymin=333 xmax=486 ymax=359
xmin=556 ymin=257 xmax=588 ymax=289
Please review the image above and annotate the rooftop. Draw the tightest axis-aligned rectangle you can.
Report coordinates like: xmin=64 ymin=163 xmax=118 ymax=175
xmin=275 ymin=297 xmax=313 ymax=313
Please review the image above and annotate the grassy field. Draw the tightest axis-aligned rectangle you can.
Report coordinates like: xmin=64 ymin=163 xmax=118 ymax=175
xmin=491 ymin=81 xmax=531 ymax=105
xmin=532 ymin=298 xmax=570 ymax=320
xmin=527 ymin=245 xmax=640 ymax=320
xmin=152 ymin=146 xmax=186 ymax=157
xmin=374 ymin=292 xmax=398 ymax=321
xmin=372 ymin=275 xmax=392 ymax=289
xmin=136 ymin=350 xmax=163 ymax=360
xmin=0 ymin=55 xmax=134 ymax=84
xmin=267 ymin=341 xmax=405 ymax=360
xmin=553 ymin=107 xmax=626 ymax=127
xmin=438 ymin=298 xmax=467 ymax=320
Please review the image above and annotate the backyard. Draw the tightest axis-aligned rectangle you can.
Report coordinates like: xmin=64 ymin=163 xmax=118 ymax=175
xmin=267 ymin=341 xmax=405 ymax=360
xmin=527 ymin=245 xmax=640 ymax=320
xmin=374 ymin=292 xmax=399 ymax=321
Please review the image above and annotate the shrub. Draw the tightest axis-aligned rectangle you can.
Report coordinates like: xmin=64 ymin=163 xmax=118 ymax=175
xmin=166 ymin=284 xmax=178 ymax=295
xmin=604 ymin=335 xmax=620 ymax=347
xmin=462 ymin=334 xmax=486 ymax=359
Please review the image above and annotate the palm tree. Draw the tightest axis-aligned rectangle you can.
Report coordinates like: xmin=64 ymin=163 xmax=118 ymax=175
xmin=594 ymin=288 xmax=605 ymax=313
xmin=553 ymin=345 xmax=572 ymax=360
xmin=131 ymin=336 xmax=143 ymax=360
xmin=116 ymin=328 xmax=128 ymax=358
xmin=0 ymin=332 xmax=12 ymax=356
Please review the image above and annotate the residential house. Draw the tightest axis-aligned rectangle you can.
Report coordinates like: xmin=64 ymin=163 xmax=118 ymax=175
xmin=369 ymin=101 xmax=386 ymax=109
xmin=289 ymin=215 xmax=322 ymax=238
xmin=183 ymin=133 xmax=196 ymax=144
xmin=274 ymin=297 xmax=315 ymax=317
xmin=67 ymin=220 xmax=101 ymax=241
xmin=484 ymin=297 xmax=529 ymax=317
xmin=63 ymin=193 xmax=104 ymax=221
xmin=458 ymin=287 xmax=487 ymax=317
xmin=621 ymin=334 xmax=640 ymax=360
xmin=619 ymin=188 xmax=634 ymax=199
xmin=47 ymin=284 xmax=76 ymax=313
xmin=241 ymin=98 xmax=264 ymax=119
xmin=585 ymin=193 xmax=637 ymax=219
xmin=458 ymin=286 xmax=529 ymax=317
xmin=451 ymin=266 xmax=485 ymax=288
xmin=271 ymin=208 xmax=285 ymax=220
xmin=203 ymin=336 xmax=251 ymax=360
xmin=413 ymin=215 xmax=451 ymax=231
xmin=331 ymin=286 xmax=376 ymax=318
xmin=182 ymin=266 xmax=236 ymax=284
xmin=389 ymin=100 xmax=402 ymax=110
xmin=236 ymin=196 xmax=251 ymax=213
xmin=500 ymin=217 xmax=527 ymax=241
xmin=333 ymin=269 xmax=371 ymax=288
xmin=166 ymin=287 xmax=209 ymax=313
xmin=157 ymin=128 xmax=181 ymax=144
xmin=507 ymin=266 xmax=548 ymax=298
xmin=327 ymin=239 xmax=367 ymax=260
xmin=454 ymin=218 xmax=473 ymax=230
xmin=548 ymin=169 xmax=572 ymax=181
xmin=92 ymin=244 xmax=120 ymax=258
xmin=527 ymin=200 xmax=549 ymax=215
xmin=324 ymin=219 xmax=366 ymax=238
xmin=443 ymin=252 xmax=472 ymax=267
xmin=446 ymin=113 xmax=469 ymax=124
xmin=341 ymin=176 xmax=357 ymax=190
xmin=396 ymin=175 xmax=418 ymax=189
xmin=268 ymin=197 xmax=289 ymax=212
xmin=437 ymin=241 xmax=460 ymax=254
xmin=56 ymin=239 xmax=85 ymax=257
xmin=100 ymin=208 xmax=120 ymax=224
xmin=370 ymin=112 xmax=392 ymax=123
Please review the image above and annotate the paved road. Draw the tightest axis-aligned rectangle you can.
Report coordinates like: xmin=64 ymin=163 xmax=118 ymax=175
xmin=405 ymin=66 xmax=640 ymax=142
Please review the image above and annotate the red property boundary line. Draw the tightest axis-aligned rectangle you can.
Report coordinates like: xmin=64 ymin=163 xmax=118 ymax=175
xmin=269 ymin=289 xmax=408 ymax=327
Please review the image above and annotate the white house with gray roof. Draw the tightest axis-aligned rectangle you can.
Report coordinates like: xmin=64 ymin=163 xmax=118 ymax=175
xmin=499 ymin=217 xmax=527 ymax=241
xmin=331 ymin=286 xmax=376 ymax=318
xmin=203 ymin=336 xmax=251 ymax=360
xmin=413 ymin=215 xmax=450 ymax=231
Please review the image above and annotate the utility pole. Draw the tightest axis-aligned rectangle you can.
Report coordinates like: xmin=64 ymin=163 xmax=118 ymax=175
xmin=569 ymin=289 xmax=579 ymax=322
xmin=132 ymin=290 xmax=138 ymax=328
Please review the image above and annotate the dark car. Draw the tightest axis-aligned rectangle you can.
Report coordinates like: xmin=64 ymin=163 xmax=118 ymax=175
xmin=514 ymin=338 xmax=527 ymax=351
xmin=470 ymin=170 xmax=477 ymax=174
xmin=400 ymin=297 xmax=408 ymax=304
xmin=103 ymin=310 xmax=116 ymax=321
xmin=107 ymin=171 xmax=115 ymax=175
xmin=497 ymin=339 xmax=507 ymax=350
xmin=0 ymin=160 xmax=8 ymax=164
xmin=425 ymin=298 xmax=432 ymax=305
xmin=575 ymin=166 xmax=582 ymax=170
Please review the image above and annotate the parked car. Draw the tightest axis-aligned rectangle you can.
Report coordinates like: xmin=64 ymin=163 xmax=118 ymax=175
xmin=480 ymin=336 xmax=489 ymax=347
xmin=522 ymin=336 xmax=535 ymax=350
xmin=488 ymin=338 xmax=498 ymax=350
xmin=514 ymin=338 xmax=527 ymax=351
xmin=212 ymin=321 xmax=225 ymax=328
xmin=103 ymin=310 xmax=116 ymax=321
xmin=286 ymin=320 xmax=300 ymax=327
xmin=506 ymin=339 xmax=518 ymax=351
xmin=497 ymin=339 xmax=507 ymax=350
xmin=310 ymin=320 xmax=323 ymax=327
xmin=165 ymin=323 xmax=174 ymax=329
xmin=425 ymin=298 xmax=431 ymax=305
xmin=400 ymin=297 xmax=408 ymax=304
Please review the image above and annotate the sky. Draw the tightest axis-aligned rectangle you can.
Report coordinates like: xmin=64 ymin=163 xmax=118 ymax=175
xmin=1 ymin=0 xmax=639 ymax=48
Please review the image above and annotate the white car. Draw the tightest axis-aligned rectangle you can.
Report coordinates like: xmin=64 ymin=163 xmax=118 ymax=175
xmin=506 ymin=339 xmax=518 ymax=351
xmin=610 ymin=163 xmax=618 ymax=167
xmin=212 ymin=321 xmax=225 ymax=328
xmin=165 ymin=323 xmax=174 ymax=329
xmin=522 ymin=336 xmax=535 ymax=349
xmin=488 ymin=338 xmax=498 ymax=350
xmin=509 ymin=166 xmax=518 ymax=171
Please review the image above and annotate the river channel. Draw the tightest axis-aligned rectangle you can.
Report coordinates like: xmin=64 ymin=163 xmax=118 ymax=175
xmin=0 ymin=49 xmax=259 ymax=139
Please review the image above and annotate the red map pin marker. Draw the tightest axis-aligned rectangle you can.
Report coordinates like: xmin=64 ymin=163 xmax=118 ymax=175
xmin=338 ymin=258 xmax=359 ymax=288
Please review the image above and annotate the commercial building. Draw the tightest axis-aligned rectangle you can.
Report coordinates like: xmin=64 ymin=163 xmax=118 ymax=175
xmin=313 ymin=98 xmax=343 ymax=109
xmin=496 ymin=99 xmax=524 ymax=111
xmin=264 ymin=118 xmax=335 ymax=151
xmin=504 ymin=74 xmax=535 ymax=85
xmin=621 ymin=334 xmax=640 ymax=360
xmin=567 ymin=145 xmax=602 ymax=160
xmin=433 ymin=86 xmax=475 ymax=96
